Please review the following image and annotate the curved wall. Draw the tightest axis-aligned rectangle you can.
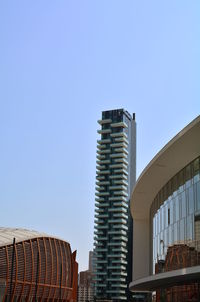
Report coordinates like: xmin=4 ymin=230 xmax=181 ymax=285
xmin=151 ymin=156 xmax=200 ymax=273
xmin=0 ymin=236 xmax=78 ymax=301
xmin=130 ymin=115 xmax=200 ymax=285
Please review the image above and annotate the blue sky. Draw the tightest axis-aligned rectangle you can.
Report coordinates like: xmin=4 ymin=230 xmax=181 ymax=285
xmin=0 ymin=1 xmax=199 ymax=271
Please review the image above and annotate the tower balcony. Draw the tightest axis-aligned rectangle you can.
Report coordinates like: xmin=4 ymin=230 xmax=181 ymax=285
xmin=113 ymin=179 xmax=128 ymax=186
xmin=114 ymin=158 xmax=128 ymax=165
xmin=95 ymin=202 xmax=109 ymax=208
xmin=109 ymin=184 xmax=127 ymax=191
xmin=110 ymin=122 xmax=128 ymax=128
xmin=110 ymin=153 xmax=128 ymax=159
xmin=114 ymin=147 xmax=128 ymax=155
xmin=113 ymin=213 xmax=128 ymax=219
xmin=96 ymin=164 xmax=106 ymax=170
xmin=96 ymin=154 xmax=106 ymax=160
xmin=109 ymin=163 xmax=128 ymax=170
xmin=96 ymin=180 xmax=110 ymax=186
xmin=96 ymin=159 xmax=110 ymax=165
xmin=108 ymin=218 xmax=127 ymax=225
xmin=96 ymin=170 xmax=110 ymax=175
xmin=97 ymin=144 xmax=107 ymax=150
xmin=95 ymin=213 xmax=109 ymax=219
xmin=109 ymin=174 xmax=128 ymax=180
xmin=113 ymin=224 xmax=128 ymax=230
xmin=108 ymin=196 xmax=127 ymax=202
xmin=98 ymin=118 xmax=112 ymax=125
xmin=113 ymin=201 xmax=128 ymax=208
xmin=110 ymin=142 xmax=128 ymax=149
xmin=113 ymin=191 xmax=128 ymax=197
xmin=113 ymin=169 xmax=128 ymax=176
xmin=97 ymin=129 xmax=112 ymax=134
xmin=97 ymin=149 xmax=111 ymax=154
xmin=108 ymin=207 xmax=127 ymax=213
xmin=108 ymin=241 xmax=126 ymax=247
xmin=114 ymin=136 xmax=129 ymax=144
xmin=95 ymin=192 xmax=109 ymax=197
xmin=97 ymin=138 xmax=111 ymax=144
xmin=108 ymin=230 xmax=127 ymax=236
xmin=112 ymin=236 xmax=128 ymax=242
xmin=95 ymin=186 xmax=105 ymax=191
xmin=110 ymin=132 xmax=128 ymax=138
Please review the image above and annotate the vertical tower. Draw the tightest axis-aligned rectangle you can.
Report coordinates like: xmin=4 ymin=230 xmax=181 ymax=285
xmin=94 ymin=109 xmax=136 ymax=302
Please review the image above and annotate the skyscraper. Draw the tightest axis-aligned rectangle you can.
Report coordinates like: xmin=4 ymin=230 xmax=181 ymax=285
xmin=94 ymin=109 xmax=136 ymax=302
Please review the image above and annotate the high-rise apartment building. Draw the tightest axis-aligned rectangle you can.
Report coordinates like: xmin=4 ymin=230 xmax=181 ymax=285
xmin=94 ymin=109 xmax=136 ymax=301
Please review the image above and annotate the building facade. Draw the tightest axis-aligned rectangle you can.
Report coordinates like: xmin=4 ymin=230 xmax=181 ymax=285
xmin=129 ymin=116 xmax=200 ymax=302
xmin=94 ymin=109 xmax=136 ymax=301
xmin=78 ymin=270 xmax=94 ymax=302
xmin=0 ymin=228 xmax=78 ymax=302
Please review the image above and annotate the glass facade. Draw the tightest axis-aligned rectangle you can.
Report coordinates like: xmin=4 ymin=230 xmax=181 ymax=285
xmin=150 ymin=156 xmax=200 ymax=273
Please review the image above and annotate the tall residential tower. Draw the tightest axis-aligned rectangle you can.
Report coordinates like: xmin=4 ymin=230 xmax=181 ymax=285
xmin=94 ymin=109 xmax=136 ymax=301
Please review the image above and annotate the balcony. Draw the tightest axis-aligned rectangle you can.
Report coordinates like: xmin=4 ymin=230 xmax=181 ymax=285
xmin=113 ymin=179 xmax=128 ymax=186
xmin=113 ymin=224 xmax=128 ymax=230
xmin=110 ymin=122 xmax=128 ymax=128
xmin=109 ymin=163 xmax=128 ymax=170
xmin=96 ymin=170 xmax=110 ymax=175
xmin=108 ymin=230 xmax=127 ymax=236
xmin=96 ymin=176 xmax=105 ymax=180
xmin=114 ymin=136 xmax=129 ymax=144
xmin=108 ymin=241 xmax=126 ymax=247
xmin=113 ymin=190 xmax=128 ymax=197
xmin=113 ymin=202 xmax=128 ymax=208
xmin=97 ymin=138 xmax=111 ymax=144
xmin=112 ymin=236 xmax=128 ymax=242
xmin=114 ymin=158 xmax=128 ymax=165
xmin=110 ymin=142 xmax=128 ymax=149
xmin=96 ymin=165 xmax=106 ymax=170
xmin=113 ymin=213 xmax=128 ymax=219
xmin=96 ymin=154 xmax=105 ymax=160
xmin=108 ymin=219 xmax=127 ymax=225
xmin=95 ymin=192 xmax=109 ymax=197
xmin=109 ymin=174 xmax=128 ymax=180
xmin=110 ymin=153 xmax=128 ymax=159
xmin=96 ymin=180 xmax=110 ymax=186
xmin=96 ymin=159 xmax=110 ymax=165
xmin=114 ymin=147 xmax=128 ymax=155
xmin=97 ymin=144 xmax=107 ymax=150
xmin=113 ymin=169 xmax=128 ymax=176
xmin=97 ymin=149 xmax=111 ymax=154
xmin=95 ymin=197 xmax=105 ymax=202
xmin=95 ymin=213 xmax=109 ymax=219
xmin=109 ymin=196 xmax=127 ymax=202
xmin=95 ymin=202 xmax=109 ymax=208
xmin=109 ymin=185 xmax=127 ymax=191
xmin=98 ymin=118 xmax=112 ymax=124
xmin=110 ymin=132 xmax=128 ymax=138
xmin=97 ymin=129 xmax=112 ymax=134
xmin=108 ymin=207 xmax=127 ymax=213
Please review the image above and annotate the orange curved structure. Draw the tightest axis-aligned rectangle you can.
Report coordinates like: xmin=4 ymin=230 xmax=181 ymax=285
xmin=0 ymin=228 xmax=78 ymax=302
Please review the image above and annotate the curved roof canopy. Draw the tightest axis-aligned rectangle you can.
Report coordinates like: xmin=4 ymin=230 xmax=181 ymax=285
xmin=0 ymin=227 xmax=67 ymax=247
xmin=131 ymin=115 xmax=200 ymax=220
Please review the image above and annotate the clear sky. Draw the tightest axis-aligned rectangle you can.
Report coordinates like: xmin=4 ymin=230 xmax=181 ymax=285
xmin=0 ymin=1 xmax=199 ymax=271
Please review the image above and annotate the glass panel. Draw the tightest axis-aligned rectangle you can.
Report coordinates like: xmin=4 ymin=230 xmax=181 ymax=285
xmin=185 ymin=164 xmax=192 ymax=188
xmin=197 ymin=182 xmax=200 ymax=211
xmin=194 ymin=158 xmax=200 ymax=183
xmin=180 ymin=218 xmax=185 ymax=242
xmin=169 ymin=199 xmax=173 ymax=225
xmin=181 ymin=191 xmax=186 ymax=218
xmin=175 ymin=196 xmax=179 ymax=221
xmin=174 ymin=222 xmax=178 ymax=242
xmin=186 ymin=215 xmax=193 ymax=241
xmin=188 ymin=187 xmax=194 ymax=215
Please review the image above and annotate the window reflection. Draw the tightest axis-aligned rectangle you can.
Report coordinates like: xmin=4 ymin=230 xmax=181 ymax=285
xmin=151 ymin=156 xmax=200 ymax=272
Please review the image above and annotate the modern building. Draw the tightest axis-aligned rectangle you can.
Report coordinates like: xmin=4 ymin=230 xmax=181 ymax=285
xmin=78 ymin=251 xmax=95 ymax=302
xmin=94 ymin=109 xmax=136 ymax=301
xmin=78 ymin=270 xmax=94 ymax=302
xmin=129 ymin=116 xmax=200 ymax=302
xmin=0 ymin=227 xmax=78 ymax=302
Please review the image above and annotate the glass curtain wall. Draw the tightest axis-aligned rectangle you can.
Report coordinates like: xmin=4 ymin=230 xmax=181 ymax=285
xmin=150 ymin=156 xmax=200 ymax=273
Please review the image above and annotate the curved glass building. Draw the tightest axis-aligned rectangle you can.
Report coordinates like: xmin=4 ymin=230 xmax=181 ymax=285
xmin=129 ymin=116 xmax=200 ymax=302
xmin=0 ymin=228 xmax=78 ymax=302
